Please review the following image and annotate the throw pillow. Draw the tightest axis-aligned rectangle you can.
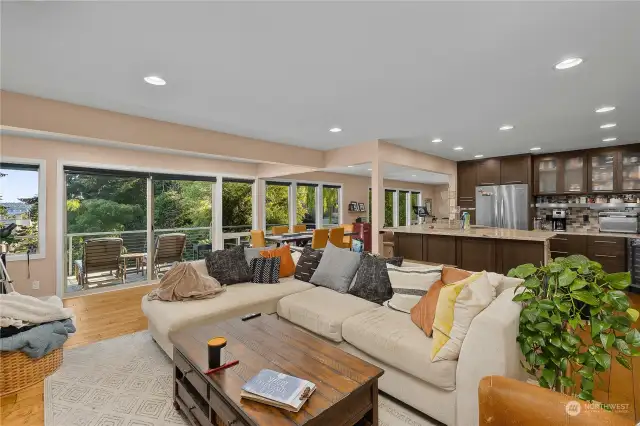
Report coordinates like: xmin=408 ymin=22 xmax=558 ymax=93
xmin=244 ymin=247 xmax=263 ymax=266
xmin=205 ymin=245 xmax=253 ymax=285
xmin=294 ymin=247 xmax=323 ymax=282
xmin=250 ymin=257 xmax=281 ymax=284
xmin=310 ymin=242 xmax=362 ymax=293
xmin=385 ymin=264 xmax=443 ymax=313
xmin=431 ymin=271 xmax=495 ymax=362
xmin=259 ymin=244 xmax=295 ymax=278
xmin=348 ymin=255 xmax=394 ymax=304
xmin=410 ymin=267 xmax=472 ymax=337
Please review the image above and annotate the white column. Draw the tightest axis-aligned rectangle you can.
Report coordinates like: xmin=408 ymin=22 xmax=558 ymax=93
xmin=253 ymin=179 xmax=261 ymax=231
xmin=146 ymin=176 xmax=156 ymax=280
xmin=316 ymin=184 xmax=324 ymax=228
xmin=214 ymin=177 xmax=223 ymax=250
xmin=392 ymin=190 xmax=399 ymax=228
xmin=371 ymin=159 xmax=384 ymax=254
xmin=289 ymin=182 xmax=297 ymax=230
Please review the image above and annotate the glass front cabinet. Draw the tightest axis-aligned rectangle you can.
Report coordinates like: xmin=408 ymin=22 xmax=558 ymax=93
xmin=619 ymin=147 xmax=640 ymax=192
xmin=534 ymin=152 xmax=587 ymax=195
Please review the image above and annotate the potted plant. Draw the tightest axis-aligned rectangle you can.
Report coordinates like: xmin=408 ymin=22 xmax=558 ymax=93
xmin=509 ymin=254 xmax=640 ymax=401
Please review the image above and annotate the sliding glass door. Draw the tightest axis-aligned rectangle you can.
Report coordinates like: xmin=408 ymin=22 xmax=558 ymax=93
xmin=221 ymin=179 xmax=253 ymax=248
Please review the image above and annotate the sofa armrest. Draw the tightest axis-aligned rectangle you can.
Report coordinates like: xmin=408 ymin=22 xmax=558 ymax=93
xmin=455 ymin=286 xmax=525 ymax=426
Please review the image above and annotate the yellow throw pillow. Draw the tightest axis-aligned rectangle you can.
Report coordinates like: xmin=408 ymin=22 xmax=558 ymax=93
xmin=430 ymin=271 xmax=495 ymax=362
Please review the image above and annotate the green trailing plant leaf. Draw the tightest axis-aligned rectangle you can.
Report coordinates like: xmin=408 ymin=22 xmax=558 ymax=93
xmin=558 ymin=269 xmax=577 ymax=287
xmin=548 ymin=262 xmax=564 ymax=273
xmin=559 ymin=376 xmax=574 ymax=388
xmin=606 ymin=291 xmax=630 ymax=311
xmin=513 ymin=292 xmax=534 ymax=302
xmin=513 ymin=264 xmax=537 ymax=278
xmin=614 ymin=339 xmax=632 ymax=356
xmin=626 ymin=329 xmax=640 ymax=347
xmin=523 ymin=276 xmax=541 ymax=289
xmin=593 ymin=352 xmax=611 ymax=370
xmin=538 ymin=300 xmax=555 ymax=311
xmin=600 ymin=333 xmax=615 ymax=350
xmin=549 ymin=337 xmax=562 ymax=347
xmin=542 ymin=368 xmax=556 ymax=388
xmin=534 ymin=322 xmax=554 ymax=334
xmin=626 ymin=308 xmax=639 ymax=322
xmin=616 ymin=354 xmax=631 ymax=370
xmin=605 ymin=272 xmax=631 ymax=290
xmin=569 ymin=278 xmax=589 ymax=291
xmin=571 ymin=290 xmax=599 ymax=305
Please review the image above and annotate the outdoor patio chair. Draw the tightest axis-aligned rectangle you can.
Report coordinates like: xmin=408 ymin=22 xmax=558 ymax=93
xmin=144 ymin=233 xmax=187 ymax=277
xmin=74 ymin=237 xmax=123 ymax=289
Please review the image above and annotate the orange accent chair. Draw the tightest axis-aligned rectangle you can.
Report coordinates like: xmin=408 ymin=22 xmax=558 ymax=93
xmin=250 ymin=230 xmax=266 ymax=248
xmin=271 ymin=225 xmax=289 ymax=235
xmin=311 ymin=229 xmax=329 ymax=249
xmin=341 ymin=223 xmax=354 ymax=249
xmin=293 ymin=224 xmax=307 ymax=233
xmin=329 ymin=227 xmax=347 ymax=248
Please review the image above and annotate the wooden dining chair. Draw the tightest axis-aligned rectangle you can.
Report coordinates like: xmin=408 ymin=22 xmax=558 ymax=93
xmin=292 ymin=224 xmax=307 ymax=233
xmin=250 ymin=230 xmax=266 ymax=248
xmin=341 ymin=223 xmax=354 ymax=249
xmin=271 ymin=225 xmax=289 ymax=235
xmin=329 ymin=227 xmax=346 ymax=248
xmin=311 ymin=229 xmax=329 ymax=249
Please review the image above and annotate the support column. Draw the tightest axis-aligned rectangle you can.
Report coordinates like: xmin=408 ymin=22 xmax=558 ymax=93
xmin=371 ymin=156 xmax=384 ymax=254
xmin=255 ymin=179 xmax=265 ymax=230
xmin=214 ymin=177 xmax=223 ymax=250
xmin=289 ymin=182 xmax=297 ymax=231
xmin=146 ymin=176 xmax=156 ymax=280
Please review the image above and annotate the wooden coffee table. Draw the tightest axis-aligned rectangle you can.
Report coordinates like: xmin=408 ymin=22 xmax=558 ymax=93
xmin=169 ymin=314 xmax=384 ymax=426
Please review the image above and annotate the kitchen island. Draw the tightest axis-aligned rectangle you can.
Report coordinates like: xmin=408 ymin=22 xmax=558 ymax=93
xmin=391 ymin=225 xmax=557 ymax=275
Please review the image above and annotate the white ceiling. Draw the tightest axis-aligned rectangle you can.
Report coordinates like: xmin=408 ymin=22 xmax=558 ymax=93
xmin=323 ymin=163 xmax=450 ymax=185
xmin=2 ymin=2 xmax=639 ymax=161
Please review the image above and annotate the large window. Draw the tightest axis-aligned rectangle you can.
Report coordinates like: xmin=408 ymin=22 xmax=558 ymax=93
xmin=322 ymin=185 xmax=340 ymax=227
xmin=222 ymin=179 xmax=253 ymax=247
xmin=399 ymin=191 xmax=408 ymax=226
xmin=384 ymin=190 xmax=395 ymax=227
xmin=297 ymin=183 xmax=317 ymax=229
xmin=265 ymin=181 xmax=290 ymax=232
xmin=0 ymin=162 xmax=43 ymax=256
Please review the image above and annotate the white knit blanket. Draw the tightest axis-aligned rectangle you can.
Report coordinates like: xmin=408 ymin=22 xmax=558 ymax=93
xmin=0 ymin=293 xmax=73 ymax=328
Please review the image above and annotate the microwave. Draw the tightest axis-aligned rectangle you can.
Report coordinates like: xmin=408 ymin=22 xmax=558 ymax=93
xmin=598 ymin=211 xmax=639 ymax=234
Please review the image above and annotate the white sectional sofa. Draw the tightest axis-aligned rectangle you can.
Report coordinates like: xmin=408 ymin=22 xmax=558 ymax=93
xmin=142 ymin=260 xmax=525 ymax=426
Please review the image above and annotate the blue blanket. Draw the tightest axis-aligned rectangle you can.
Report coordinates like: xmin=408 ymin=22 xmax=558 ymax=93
xmin=0 ymin=319 xmax=75 ymax=358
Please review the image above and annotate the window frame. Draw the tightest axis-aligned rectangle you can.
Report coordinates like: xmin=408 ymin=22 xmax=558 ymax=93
xmin=370 ymin=187 xmax=421 ymax=228
xmin=1 ymin=157 xmax=46 ymax=261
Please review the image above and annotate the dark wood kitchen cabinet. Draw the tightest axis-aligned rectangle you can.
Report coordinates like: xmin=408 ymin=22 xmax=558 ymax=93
xmin=423 ymin=235 xmax=457 ymax=266
xmin=476 ymin=158 xmax=501 ymax=186
xmin=588 ymin=149 xmax=619 ymax=193
xmin=457 ymin=161 xmax=477 ymax=200
xmin=495 ymin=240 xmax=546 ymax=275
xmin=549 ymin=234 xmax=587 ymax=258
xmin=533 ymin=151 xmax=587 ymax=195
xmin=587 ymin=235 xmax=626 ymax=273
xmin=500 ymin=155 xmax=531 ymax=185
xmin=456 ymin=238 xmax=496 ymax=272
xmin=618 ymin=145 xmax=640 ymax=192
xmin=394 ymin=233 xmax=423 ymax=261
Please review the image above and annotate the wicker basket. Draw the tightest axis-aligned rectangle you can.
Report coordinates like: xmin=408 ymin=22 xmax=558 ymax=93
xmin=0 ymin=347 xmax=63 ymax=396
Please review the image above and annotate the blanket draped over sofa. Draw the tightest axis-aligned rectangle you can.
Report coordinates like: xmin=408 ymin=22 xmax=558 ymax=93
xmin=147 ymin=262 xmax=226 ymax=302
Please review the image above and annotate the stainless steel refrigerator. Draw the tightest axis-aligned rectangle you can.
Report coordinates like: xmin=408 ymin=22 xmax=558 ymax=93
xmin=475 ymin=184 xmax=530 ymax=230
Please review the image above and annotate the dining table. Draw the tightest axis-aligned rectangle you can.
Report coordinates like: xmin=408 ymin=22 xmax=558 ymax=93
xmin=264 ymin=231 xmax=358 ymax=247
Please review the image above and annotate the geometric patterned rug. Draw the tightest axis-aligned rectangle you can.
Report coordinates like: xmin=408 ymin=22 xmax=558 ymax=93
xmin=45 ymin=331 xmax=440 ymax=426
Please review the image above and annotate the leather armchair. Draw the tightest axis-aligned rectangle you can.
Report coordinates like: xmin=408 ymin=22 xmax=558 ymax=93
xmin=478 ymin=376 xmax=634 ymax=426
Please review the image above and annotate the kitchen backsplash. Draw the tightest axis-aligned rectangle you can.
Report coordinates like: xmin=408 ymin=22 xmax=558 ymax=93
xmin=536 ymin=193 xmax=640 ymax=232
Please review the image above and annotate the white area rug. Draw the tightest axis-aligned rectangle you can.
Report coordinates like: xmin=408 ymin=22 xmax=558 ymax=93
xmin=45 ymin=331 xmax=440 ymax=426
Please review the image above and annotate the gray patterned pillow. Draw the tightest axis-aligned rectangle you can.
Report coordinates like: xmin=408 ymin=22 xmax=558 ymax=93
xmin=205 ymin=245 xmax=252 ymax=285
xmin=348 ymin=255 xmax=394 ymax=304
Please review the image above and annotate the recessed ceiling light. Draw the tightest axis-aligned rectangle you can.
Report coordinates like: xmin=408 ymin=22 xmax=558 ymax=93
xmin=144 ymin=75 xmax=166 ymax=86
xmin=600 ymin=123 xmax=616 ymax=129
xmin=596 ymin=106 xmax=616 ymax=113
xmin=432 ymin=138 xmax=443 ymax=143
xmin=530 ymin=147 xmax=542 ymax=151
xmin=603 ymin=137 xmax=617 ymax=142
xmin=453 ymin=146 xmax=464 ymax=151
xmin=554 ymin=57 xmax=583 ymax=70
xmin=367 ymin=168 xmax=372 ymax=171
xmin=499 ymin=125 xmax=514 ymax=131
xmin=329 ymin=127 xmax=342 ymax=133
xmin=347 ymin=165 xmax=354 ymax=168
xmin=412 ymin=174 xmax=417 ymax=177
xmin=474 ymin=154 xmax=484 ymax=158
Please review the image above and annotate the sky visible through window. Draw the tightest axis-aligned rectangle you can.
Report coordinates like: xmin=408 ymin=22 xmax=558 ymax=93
xmin=0 ymin=169 xmax=39 ymax=202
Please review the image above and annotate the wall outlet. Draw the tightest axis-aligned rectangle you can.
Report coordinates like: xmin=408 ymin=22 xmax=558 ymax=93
xmin=32 ymin=280 xmax=40 ymax=290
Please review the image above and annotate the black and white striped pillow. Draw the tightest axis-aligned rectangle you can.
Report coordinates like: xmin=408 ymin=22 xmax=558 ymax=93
xmin=250 ymin=257 xmax=281 ymax=284
xmin=385 ymin=264 xmax=443 ymax=313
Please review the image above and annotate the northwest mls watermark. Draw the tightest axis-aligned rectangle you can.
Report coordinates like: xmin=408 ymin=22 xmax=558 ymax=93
xmin=565 ymin=400 xmax=631 ymax=417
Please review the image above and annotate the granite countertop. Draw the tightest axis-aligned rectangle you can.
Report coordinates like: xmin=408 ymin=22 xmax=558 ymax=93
xmin=390 ymin=225 xmax=557 ymax=242
xmin=555 ymin=230 xmax=640 ymax=239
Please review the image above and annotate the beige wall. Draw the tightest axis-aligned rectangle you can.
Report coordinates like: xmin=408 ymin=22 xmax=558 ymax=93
xmin=279 ymin=171 xmax=445 ymax=224
xmin=0 ymin=135 xmax=258 ymax=297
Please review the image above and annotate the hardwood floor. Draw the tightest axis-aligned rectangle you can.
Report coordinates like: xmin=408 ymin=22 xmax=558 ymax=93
xmin=0 ymin=286 xmax=639 ymax=425
xmin=0 ymin=284 xmax=156 ymax=426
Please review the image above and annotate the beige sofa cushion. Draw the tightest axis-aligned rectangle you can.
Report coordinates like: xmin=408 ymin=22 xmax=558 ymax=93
xmin=276 ymin=287 xmax=379 ymax=342
xmin=142 ymin=277 xmax=314 ymax=338
xmin=342 ymin=306 xmax=457 ymax=391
